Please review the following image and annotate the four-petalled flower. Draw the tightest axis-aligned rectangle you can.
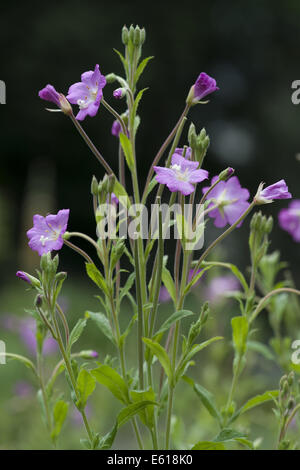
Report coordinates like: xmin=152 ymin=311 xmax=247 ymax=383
xmin=203 ymin=176 xmax=250 ymax=227
xmin=153 ymin=153 xmax=208 ymax=196
xmin=67 ymin=64 xmax=106 ymax=121
xmin=27 ymin=209 xmax=70 ymax=256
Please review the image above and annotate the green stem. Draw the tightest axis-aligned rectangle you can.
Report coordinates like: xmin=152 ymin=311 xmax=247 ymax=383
xmin=192 ymin=200 xmax=256 ymax=280
xmin=63 ymin=239 xmax=94 ymax=264
xmin=250 ymin=287 xmax=300 ymax=324
xmin=69 ymin=113 xmax=115 ymax=176
xmin=36 ymin=349 xmax=53 ymax=439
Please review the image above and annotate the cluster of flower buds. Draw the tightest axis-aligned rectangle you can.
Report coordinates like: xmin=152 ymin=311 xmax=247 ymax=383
xmin=122 ymin=25 xmax=146 ymax=48
xmin=277 ymin=372 xmax=299 ymax=450
xmin=249 ymin=211 xmax=273 ymax=266
xmin=188 ymin=123 xmax=210 ymax=166
xmin=91 ymin=174 xmax=116 ymax=203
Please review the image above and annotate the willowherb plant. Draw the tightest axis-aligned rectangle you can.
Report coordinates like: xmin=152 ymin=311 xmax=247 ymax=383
xmin=7 ymin=25 xmax=300 ymax=450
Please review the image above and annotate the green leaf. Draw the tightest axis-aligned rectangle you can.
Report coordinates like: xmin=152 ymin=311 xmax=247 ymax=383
xmin=193 ymin=383 xmax=222 ymax=424
xmin=85 ymin=263 xmax=110 ymax=297
xmin=113 ymin=48 xmax=128 ymax=75
xmin=51 ymin=400 xmax=69 ymax=442
xmin=134 ymin=56 xmax=154 ymax=86
xmin=97 ymin=422 xmax=118 ymax=449
xmin=112 ymin=179 xmax=131 ymax=209
xmin=192 ymin=441 xmax=225 ymax=450
xmin=85 ymin=311 xmax=116 ymax=345
xmin=142 ymin=338 xmax=172 ymax=381
xmin=68 ymin=318 xmax=87 ymax=354
xmin=119 ymin=273 xmax=135 ymax=304
xmin=76 ymin=369 xmax=96 ymax=410
xmin=213 ymin=428 xmax=247 ymax=443
xmin=132 ymin=88 xmax=148 ymax=125
xmin=183 ymin=266 xmax=212 ymax=295
xmin=154 ymin=310 xmax=194 ymax=338
xmin=130 ymin=387 xmax=156 ymax=429
xmin=231 ymin=316 xmax=248 ymax=355
xmin=247 ymin=340 xmax=275 ymax=361
xmin=119 ymin=314 xmax=137 ymax=348
xmin=184 ymin=337 xmax=223 ymax=363
xmin=230 ymin=390 xmax=279 ymax=423
xmin=91 ymin=364 xmax=129 ymax=404
xmin=117 ymin=401 xmax=157 ymax=428
xmin=119 ymin=133 xmax=134 ymax=170
xmin=161 ymin=267 xmax=176 ymax=304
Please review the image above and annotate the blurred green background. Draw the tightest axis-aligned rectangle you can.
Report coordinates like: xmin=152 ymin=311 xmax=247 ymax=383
xmin=0 ymin=0 xmax=300 ymax=449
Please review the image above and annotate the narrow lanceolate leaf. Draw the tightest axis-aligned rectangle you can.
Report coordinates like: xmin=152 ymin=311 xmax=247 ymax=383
xmin=85 ymin=263 xmax=110 ymax=297
xmin=85 ymin=311 xmax=116 ymax=345
xmin=154 ymin=310 xmax=194 ymax=338
xmin=229 ymin=390 xmax=279 ymax=424
xmin=113 ymin=48 xmax=128 ymax=75
xmin=161 ymin=267 xmax=176 ymax=304
xmin=134 ymin=56 xmax=154 ymax=86
xmin=184 ymin=337 xmax=223 ymax=362
xmin=76 ymin=369 xmax=96 ymax=410
xmin=112 ymin=179 xmax=131 ymax=209
xmin=142 ymin=338 xmax=172 ymax=381
xmin=231 ymin=316 xmax=248 ymax=355
xmin=68 ymin=318 xmax=87 ymax=354
xmin=119 ymin=133 xmax=134 ymax=170
xmin=132 ymin=88 xmax=148 ymax=123
xmin=247 ymin=340 xmax=275 ymax=361
xmin=51 ymin=400 xmax=69 ymax=442
xmin=91 ymin=364 xmax=129 ymax=404
xmin=191 ymin=441 xmax=225 ymax=450
xmin=117 ymin=401 xmax=158 ymax=428
xmin=194 ymin=383 xmax=222 ymax=424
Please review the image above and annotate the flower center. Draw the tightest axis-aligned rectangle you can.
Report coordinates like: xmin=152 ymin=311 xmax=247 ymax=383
xmin=171 ymin=164 xmax=190 ymax=181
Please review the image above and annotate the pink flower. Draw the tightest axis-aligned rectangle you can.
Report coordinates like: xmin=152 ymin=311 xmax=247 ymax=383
xmin=278 ymin=200 xmax=300 ymax=242
xmin=203 ymin=176 xmax=250 ymax=228
xmin=27 ymin=209 xmax=70 ymax=256
xmin=67 ymin=64 xmax=106 ymax=121
xmin=154 ymin=153 xmax=208 ymax=196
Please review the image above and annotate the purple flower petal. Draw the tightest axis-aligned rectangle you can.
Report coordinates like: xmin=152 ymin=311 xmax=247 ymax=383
xmin=278 ymin=199 xmax=300 ymax=242
xmin=203 ymin=176 xmax=250 ymax=228
xmin=258 ymin=180 xmax=292 ymax=203
xmin=66 ymin=64 xmax=106 ymax=121
xmin=27 ymin=209 xmax=70 ymax=256
xmin=194 ymin=72 xmax=219 ymax=101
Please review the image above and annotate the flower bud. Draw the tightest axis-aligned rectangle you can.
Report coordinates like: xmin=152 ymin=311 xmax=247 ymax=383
xmin=113 ymin=88 xmax=126 ymax=99
xmin=107 ymin=174 xmax=116 ymax=194
xmin=133 ymin=27 xmax=141 ymax=46
xmin=122 ymin=25 xmax=129 ymax=45
xmin=35 ymin=294 xmax=43 ymax=309
xmin=16 ymin=271 xmax=40 ymax=288
xmin=288 ymin=371 xmax=295 ymax=386
xmin=218 ymin=167 xmax=235 ymax=181
xmin=140 ymin=28 xmax=146 ymax=45
xmin=55 ymin=271 xmax=67 ymax=282
xmin=91 ymin=175 xmax=98 ymax=195
xmin=79 ymin=350 xmax=99 ymax=359
xmin=105 ymin=73 xmax=117 ymax=84
xmin=58 ymin=94 xmax=73 ymax=116
xmin=129 ymin=25 xmax=135 ymax=42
